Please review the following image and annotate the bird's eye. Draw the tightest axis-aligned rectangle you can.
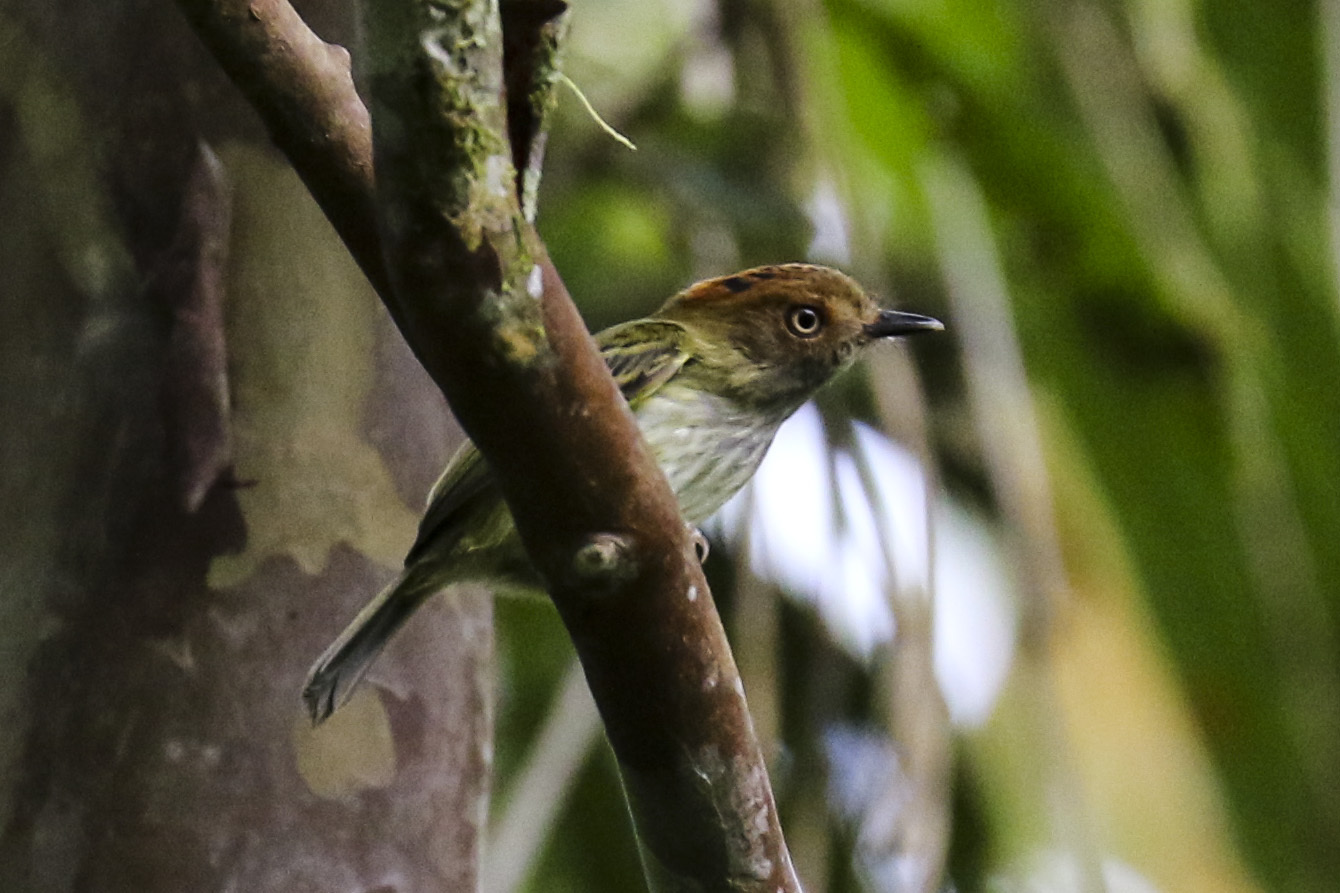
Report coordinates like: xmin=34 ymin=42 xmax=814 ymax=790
xmin=786 ymin=305 xmax=824 ymax=338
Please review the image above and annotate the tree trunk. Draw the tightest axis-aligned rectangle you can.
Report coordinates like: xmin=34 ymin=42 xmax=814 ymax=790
xmin=0 ymin=2 xmax=492 ymax=889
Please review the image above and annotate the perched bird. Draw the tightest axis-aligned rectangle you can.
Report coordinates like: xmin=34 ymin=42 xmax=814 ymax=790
xmin=303 ymin=264 xmax=941 ymax=723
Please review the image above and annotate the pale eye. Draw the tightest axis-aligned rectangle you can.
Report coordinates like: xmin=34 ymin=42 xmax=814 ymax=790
xmin=786 ymin=305 xmax=824 ymax=338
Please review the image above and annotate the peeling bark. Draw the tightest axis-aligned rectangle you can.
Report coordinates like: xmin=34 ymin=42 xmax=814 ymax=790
xmin=152 ymin=141 xmax=234 ymax=513
xmin=0 ymin=2 xmax=492 ymax=889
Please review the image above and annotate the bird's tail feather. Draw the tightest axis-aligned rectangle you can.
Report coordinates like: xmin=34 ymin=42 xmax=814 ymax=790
xmin=302 ymin=566 xmax=439 ymax=725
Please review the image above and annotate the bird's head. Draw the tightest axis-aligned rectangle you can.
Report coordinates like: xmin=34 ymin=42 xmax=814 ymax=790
xmin=655 ymin=264 xmax=942 ymax=412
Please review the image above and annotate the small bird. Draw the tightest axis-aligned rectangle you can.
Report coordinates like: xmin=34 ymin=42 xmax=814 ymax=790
xmin=303 ymin=264 xmax=941 ymax=723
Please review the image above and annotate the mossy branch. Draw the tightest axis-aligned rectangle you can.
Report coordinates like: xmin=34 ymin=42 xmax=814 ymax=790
xmin=173 ymin=1 xmax=803 ymax=889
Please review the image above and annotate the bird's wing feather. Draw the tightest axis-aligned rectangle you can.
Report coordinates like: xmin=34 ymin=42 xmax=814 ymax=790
xmin=405 ymin=444 xmax=496 ymax=565
xmin=596 ymin=319 xmax=692 ymax=409
xmin=405 ymin=319 xmax=691 ymax=565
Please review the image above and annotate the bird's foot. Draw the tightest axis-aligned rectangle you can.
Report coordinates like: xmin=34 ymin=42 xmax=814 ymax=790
xmin=688 ymin=525 xmax=710 ymax=564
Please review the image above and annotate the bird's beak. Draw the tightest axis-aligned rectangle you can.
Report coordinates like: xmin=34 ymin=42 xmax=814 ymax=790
xmin=863 ymin=309 xmax=944 ymax=338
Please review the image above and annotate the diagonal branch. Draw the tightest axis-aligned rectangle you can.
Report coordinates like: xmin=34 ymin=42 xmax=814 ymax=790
xmin=173 ymin=1 xmax=803 ymax=889
xmin=174 ymin=0 xmax=392 ymax=305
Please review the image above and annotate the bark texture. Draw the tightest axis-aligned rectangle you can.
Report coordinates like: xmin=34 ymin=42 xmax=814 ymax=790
xmin=0 ymin=2 xmax=491 ymax=890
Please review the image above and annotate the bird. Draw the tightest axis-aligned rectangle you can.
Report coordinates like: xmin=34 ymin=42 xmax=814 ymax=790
xmin=303 ymin=263 xmax=942 ymax=723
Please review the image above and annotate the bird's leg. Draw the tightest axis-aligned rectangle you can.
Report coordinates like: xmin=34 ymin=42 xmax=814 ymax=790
xmin=687 ymin=524 xmax=710 ymax=564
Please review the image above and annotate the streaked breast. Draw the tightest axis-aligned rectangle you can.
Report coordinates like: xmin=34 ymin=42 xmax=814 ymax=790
xmin=633 ymin=382 xmax=784 ymax=524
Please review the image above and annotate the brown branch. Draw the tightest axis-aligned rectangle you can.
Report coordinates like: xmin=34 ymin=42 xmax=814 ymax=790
xmin=173 ymin=0 xmax=391 ymax=306
xmin=173 ymin=1 xmax=802 ymax=889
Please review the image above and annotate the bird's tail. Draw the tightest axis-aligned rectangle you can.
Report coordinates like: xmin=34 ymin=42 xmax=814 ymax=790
xmin=302 ymin=566 xmax=439 ymax=725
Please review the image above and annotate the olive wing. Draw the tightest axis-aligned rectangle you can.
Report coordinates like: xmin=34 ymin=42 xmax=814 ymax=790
xmin=404 ymin=319 xmax=691 ymax=565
